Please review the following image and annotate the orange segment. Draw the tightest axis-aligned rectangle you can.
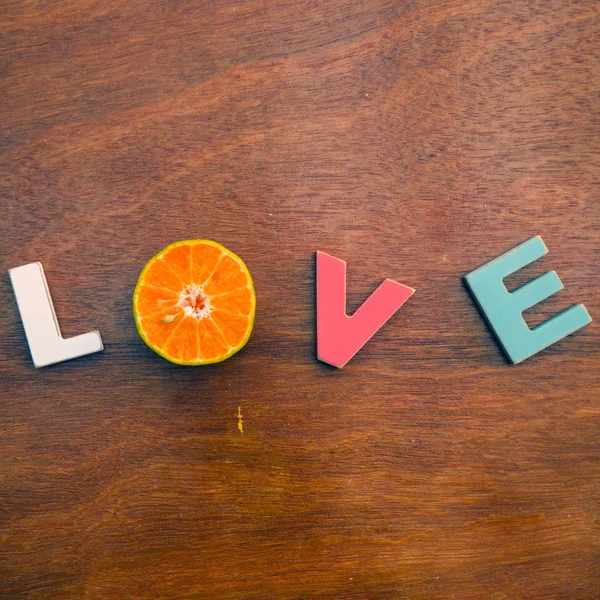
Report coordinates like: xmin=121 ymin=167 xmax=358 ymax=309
xmin=191 ymin=243 xmax=223 ymax=287
xmin=162 ymin=244 xmax=192 ymax=286
xmin=197 ymin=318 xmax=230 ymax=361
xmin=203 ymin=255 xmax=249 ymax=296
xmin=210 ymin=309 xmax=251 ymax=347
xmin=135 ymin=283 xmax=179 ymax=316
xmin=210 ymin=286 xmax=253 ymax=316
xmin=163 ymin=316 xmax=199 ymax=363
xmin=139 ymin=308 xmax=185 ymax=349
xmin=133 ymin=240 xmax=255 ymax=365
xmin=143 ymin=258 xmax=185 ymax=292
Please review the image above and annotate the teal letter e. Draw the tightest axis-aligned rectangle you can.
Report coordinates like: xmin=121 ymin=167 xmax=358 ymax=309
xmin=465 ymin=236 xmax=592 ymax=364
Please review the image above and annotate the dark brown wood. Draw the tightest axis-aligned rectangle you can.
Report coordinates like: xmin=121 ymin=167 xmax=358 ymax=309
xmin=1 ymin=1 xmax=599 ymax=598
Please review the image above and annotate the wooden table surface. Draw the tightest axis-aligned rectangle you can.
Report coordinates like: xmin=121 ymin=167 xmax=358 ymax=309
xmin=1 ymin=1 xmax=599 ymax=598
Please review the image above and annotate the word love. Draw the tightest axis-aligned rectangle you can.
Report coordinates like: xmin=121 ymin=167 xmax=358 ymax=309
xmin=9 ymin=236 xmax=592 ymax=369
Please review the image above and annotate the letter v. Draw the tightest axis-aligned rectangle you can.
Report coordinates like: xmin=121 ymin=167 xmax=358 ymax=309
xmin=316 ymin=252 xmax=415 ymax=368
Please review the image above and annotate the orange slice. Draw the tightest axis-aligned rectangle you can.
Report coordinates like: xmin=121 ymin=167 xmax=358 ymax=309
xmin=133 ymin=240 xmax=256 ymax=365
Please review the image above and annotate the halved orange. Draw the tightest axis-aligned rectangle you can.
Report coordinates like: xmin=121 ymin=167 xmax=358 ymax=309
xmin=133 ymin=240 xmax=256 ymax=365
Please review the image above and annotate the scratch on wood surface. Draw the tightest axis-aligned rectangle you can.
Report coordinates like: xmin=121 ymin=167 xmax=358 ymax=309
xmin=237 ymin=406 xmax=243 ymax=435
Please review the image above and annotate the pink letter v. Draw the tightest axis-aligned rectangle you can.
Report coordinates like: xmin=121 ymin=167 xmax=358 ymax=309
xmin=317 ymin=252 xmax=415 ymax=368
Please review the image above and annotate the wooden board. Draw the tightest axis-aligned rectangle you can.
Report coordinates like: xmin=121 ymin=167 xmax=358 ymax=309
xmin=1 ymin=0 xmax=598 ymax=597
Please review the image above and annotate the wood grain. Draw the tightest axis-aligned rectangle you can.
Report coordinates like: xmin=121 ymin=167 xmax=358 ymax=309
xmin=1 ymin=0 xmax=599 ymax=598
